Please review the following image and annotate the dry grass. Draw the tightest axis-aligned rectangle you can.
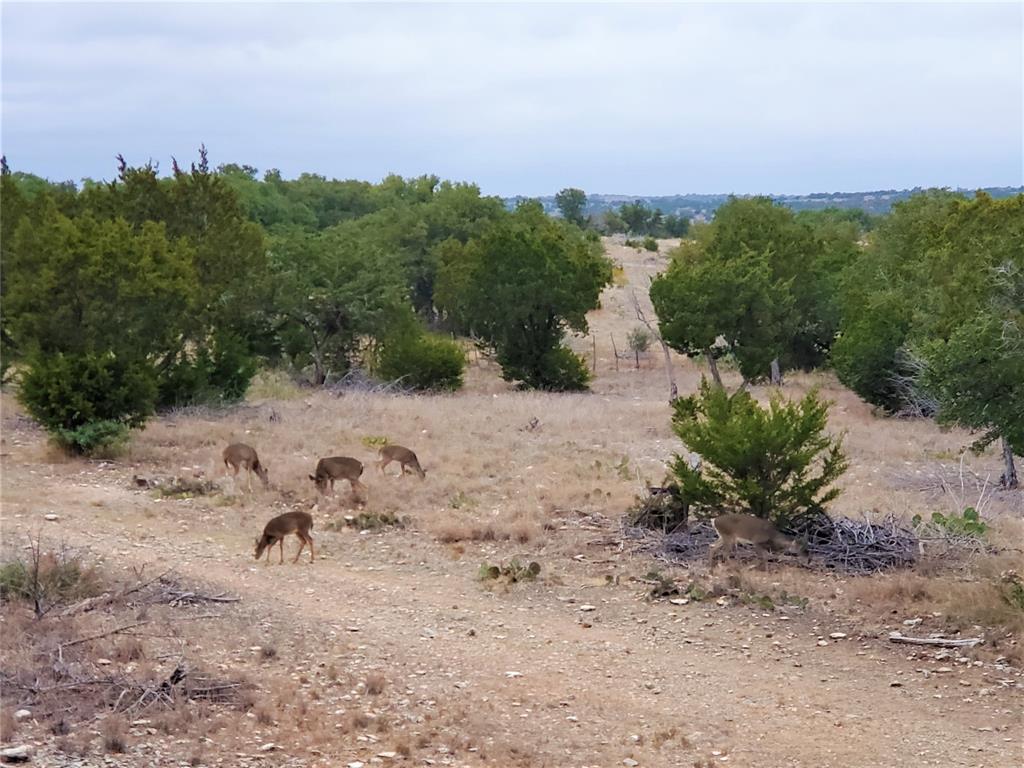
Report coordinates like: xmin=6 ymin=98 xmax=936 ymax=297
xmin=101 ymin=714 xmax=128 ymax=753
xmin=363 ymin=672 xmax=387 ymax=696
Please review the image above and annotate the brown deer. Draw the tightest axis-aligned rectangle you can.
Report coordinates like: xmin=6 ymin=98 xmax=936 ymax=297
xmin=377 ymin=444 xmax=426 ymax=479
xmin=709 ymin=513 xmax=809 ymax=568
xmin=254 ymin=511 xmax=314 ymax=564
xmin=309 ymin=456 xmax=367 ymax=497
xmin=223 ymin=443 xmax=269 ymax=491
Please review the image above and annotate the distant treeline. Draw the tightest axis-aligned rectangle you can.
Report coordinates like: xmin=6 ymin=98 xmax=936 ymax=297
xmin=516 ymin=185 xmax=1024 ymax=220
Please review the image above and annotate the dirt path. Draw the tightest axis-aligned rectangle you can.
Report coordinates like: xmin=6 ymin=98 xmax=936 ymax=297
xmin=2 ymin=443 xmax=1021 ymax=768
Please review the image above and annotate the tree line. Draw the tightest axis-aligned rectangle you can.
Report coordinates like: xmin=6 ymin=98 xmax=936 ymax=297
xmin=647 ymin=192 xmax=1022 ymax=488
xmin=2 ymin=152 xmax=1019 ymax=486
xmin=1 ymin=151 xmax=611 ymax=452
xmin=554 ymin=187 xmax=690 ymax=238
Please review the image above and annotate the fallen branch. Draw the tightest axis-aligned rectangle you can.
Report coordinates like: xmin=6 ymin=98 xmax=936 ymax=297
xmin=59 ymin=621 xmax=149 ymax=650
xmin=888 ymin=632 xmax=983 ymax=648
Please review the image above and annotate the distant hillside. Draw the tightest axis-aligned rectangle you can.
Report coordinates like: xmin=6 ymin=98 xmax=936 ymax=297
xmin=507 ymin=186 xmax=1023 ymax=220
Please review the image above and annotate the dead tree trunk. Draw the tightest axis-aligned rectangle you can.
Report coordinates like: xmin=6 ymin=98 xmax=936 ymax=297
xmin=631 ymin=289 xmax=677 ymax=401
xmin=1002 ymin=436 xmax=1019 ymax=490
xmin=704 ymin=348 xmax=724 ymax=389
xmin=609 ymin=334 xmax=619 ymax=371
xmin=770 ymin=358 xmax=783 ymax=386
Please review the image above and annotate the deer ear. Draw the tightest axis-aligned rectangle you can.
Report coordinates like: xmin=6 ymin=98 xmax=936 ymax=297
xmin=308 ymin=474 xmax=316 ymax=482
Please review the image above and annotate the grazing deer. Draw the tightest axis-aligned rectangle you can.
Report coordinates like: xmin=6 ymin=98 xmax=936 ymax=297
xmin=254 ymin=511 xmax=314 ymax=564
xmin=709 ymin=513 xmax=809 ymax=568
xmin=309 ymin=456 xmax=367 ymax=497
xmin=223 ymin=443 xmax=269 ymax=491
xmin=377 ymin=444 xmax=426 ymax=479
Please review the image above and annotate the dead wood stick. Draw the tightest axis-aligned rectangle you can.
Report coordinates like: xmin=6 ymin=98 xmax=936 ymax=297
xmin=888 ymin=632 xmax=983 ymax=648
xmin=60 ymin=621 xmax=150 ymax=650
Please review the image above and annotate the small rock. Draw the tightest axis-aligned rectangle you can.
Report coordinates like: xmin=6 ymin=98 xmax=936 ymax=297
xmin=669 ymin=598 xmax=689 ymax=605
xmin=817 ymin=640 xmax=829 ymax=647
xmin=935 ymin=666 xmax=954 ymax=673
xmin=890 ymin=681 xmax=903 ymax=687
xmin=348 ymin=763 xmax=365 ymax=768
xmin=44 ymin=514 xmax=59 ymax=522
xmin=13 ymin=710 xmax=31 ymax=721
xmin=0 ymin=745 xmax=32 ymax=763
xmin=505 ymin=671 xmax=523 ymax=678
xmin=623 ymin=760 xmax=639 ymax=767
xmin=97 ymin=658 xmax=112 ymax=665
xmin=829 ymin=632 xmax=847 ymax=639
xmin=904 ymin=618 xmax=923 ymax=626
xmin=579 ymin=605 xmax=597 ymax=612
xmin=377 ymin=752 xmax=398 ymax=759
xmin=258 ymin=743 xmax=277 ymax=752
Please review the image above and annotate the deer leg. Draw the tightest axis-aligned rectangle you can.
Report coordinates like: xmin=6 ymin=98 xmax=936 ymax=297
xmin=755 ymin=545 xmax=769 ymax=570
xmin=293 ymin=535 xmax=305 ymax=563
xmin=378 ymin=458 xmax=390 ymax=476
xmin=246 ymin=467 xmax=253 ymax=493
xmin=307 ymin=533 xmax=315 ymax=562
xmin=278 ymin=538 xmax=285 ymax=565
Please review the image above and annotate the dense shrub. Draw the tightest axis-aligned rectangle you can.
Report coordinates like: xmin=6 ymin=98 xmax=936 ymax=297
xmin=374 ymin=330 xmax=466 ymax=391
xmin=18 ymin=353 xmax=156 ymax=454
xmin=671 ymin=379 xmax=848 ymax=526
xmin=157 ymin=331 xmax=259 ymax=406
xmin=642 ymin=236 xmax=658 ymax=252
xmin=499 ymin=344 xmax=591 ymax=392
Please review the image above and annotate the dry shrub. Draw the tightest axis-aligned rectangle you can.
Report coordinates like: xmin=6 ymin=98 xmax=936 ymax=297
xmin=114 ymin=636 xmax=146 ymax=662
xmin=0 ymin=709 xmax=17 ymax=742
xmin=101 ymin=714 xmax=128 ymax=753
xmin=393 ymin=736 xmax=413 ymax=758
xmin=430 ymin=515 xmax=541 ymax=545
xmin=364 ymin=672 xmax=386 ymax=696
xmin=254 ymin=703 xmax=276 ymax=726
xmin=344 ymin=711 xmax=371 ymax=732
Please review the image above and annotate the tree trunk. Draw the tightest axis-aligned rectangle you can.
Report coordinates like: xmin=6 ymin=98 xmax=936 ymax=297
xmin=635 ymin=350 xmax=640 ymax=370
xmin=705 ymin=348 xmax=724 ymax=389
xmin=631 ymin=288 xmax=677 ymax=401
xmin=770 ymin=358 xmax=783 ymax=386
xmin=662 ymin=339 xmax=678 ymax=400
xmin=1002 ymin=436 xmax=1019 ymax=490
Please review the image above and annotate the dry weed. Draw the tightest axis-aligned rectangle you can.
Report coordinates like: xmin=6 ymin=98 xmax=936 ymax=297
xmin=101 ymin=714 xmax=128 ymax=753
xmin=0 ymin=709 xmax=17 ymax=742
xmin=363 ymin=672 xmax=386 ymax=696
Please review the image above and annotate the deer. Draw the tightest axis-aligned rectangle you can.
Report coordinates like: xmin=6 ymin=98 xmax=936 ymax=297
xmin=222 ymin=443 xmax=269 ymax=491
xmin=377 ymin=444 xmax=426 ymax=479
xmin=254 ymin=511 xmax=314 ymax=565
xmin=709 ymin=513 xmax=809 ymax=568
xmin=309 ymin=456 xmax=367 ymax=498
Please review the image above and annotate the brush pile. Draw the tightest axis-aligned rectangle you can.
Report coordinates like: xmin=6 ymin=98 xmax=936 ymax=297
xmin=626 ymin=512 xmax=988 ymax=574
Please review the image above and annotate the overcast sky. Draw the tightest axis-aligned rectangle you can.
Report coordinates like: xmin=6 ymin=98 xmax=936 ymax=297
xmin=2 ymin=2 xmax=1021 ymax=196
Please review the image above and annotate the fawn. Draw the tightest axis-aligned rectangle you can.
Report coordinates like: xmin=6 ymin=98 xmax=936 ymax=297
xmin=254 ymin=511 xmax=314 ymax=564
xmin=223 ymin=443 xmax=269 ymax=491
xmin=709 ymin=513 xmax=809 ymax=568
xmin=377 ymin=444 xmax=426 ymax=479
xmin=309 ymin=456 xmax=367 ymax=497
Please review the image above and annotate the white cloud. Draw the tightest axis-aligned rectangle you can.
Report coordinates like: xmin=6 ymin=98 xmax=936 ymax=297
xmin=2 ymin=2 xmax=1020 ymax=194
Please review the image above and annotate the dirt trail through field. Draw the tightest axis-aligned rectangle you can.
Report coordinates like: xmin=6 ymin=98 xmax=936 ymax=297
xmin=2 ymin=443 xmax=1021 ymax=768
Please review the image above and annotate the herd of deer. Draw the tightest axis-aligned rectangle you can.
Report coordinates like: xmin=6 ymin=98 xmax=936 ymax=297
xmin=223 ymin=443 xmax=809 ymax=569
xmin=221 ymin=442 xmax=425 ymax=565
